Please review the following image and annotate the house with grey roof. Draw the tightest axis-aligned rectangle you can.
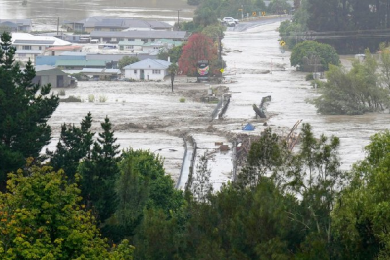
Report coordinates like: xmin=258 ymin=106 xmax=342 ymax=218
xmin=0 ymin=19 xmax=32 ymax=33
xmin=123 ymin=59 xmax=172 ymax=81
xmin=90 ymin=31 xmax=188 ymax=44
xmin=63 ymin=17 xmax=172 ymax=33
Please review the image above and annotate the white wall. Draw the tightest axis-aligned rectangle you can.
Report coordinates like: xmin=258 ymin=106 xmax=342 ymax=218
xmin=124 ymin=68 xmax=168 ymax=81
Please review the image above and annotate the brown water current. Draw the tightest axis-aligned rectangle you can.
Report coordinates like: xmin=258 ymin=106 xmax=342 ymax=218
xmin=0 ymin=0 xmax=194 ymax=31
xmin=223 ymin=22 xmax=390 ymax=170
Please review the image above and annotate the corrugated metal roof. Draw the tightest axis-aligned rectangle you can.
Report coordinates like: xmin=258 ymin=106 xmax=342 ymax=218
xmin=11 ymin=33 xmax=72 ymax=46
xmin=55 ymin=59 xmax=106 ymax=67
xmin=0 ymin=19 xmax=32 ymax=26
xmin=90 ymin=30 xmax=188 ymax=40
xmin=72 ymin=17 xmax=172 ymax=30
xmin=118 ymin=40 xmax=144 ymax=46
xmin=15 ymin=50 xmax=43 ymax=54
xmin=60 ymin=51 xmax=87 ymax=56
xmin=86 ymin=53 xmax=157 ymax=62
xmin=123 ymin=58 xmax=171 ymax=70
xmin=14 ymin=39 xmax=54 ymax=45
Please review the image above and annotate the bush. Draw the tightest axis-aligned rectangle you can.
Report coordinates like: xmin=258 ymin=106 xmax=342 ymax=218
xmin=58 ymin=89 xmax=66 ymax=96
xmin=179 ymin=97 xmax=186 ymax=103
xmin=59 ymin=95 xmax=82 ymax=103
xmin=99 ymin=95 xmax=107 ymax=103
xmin=88 ymin=94 xmax=95 ymax=103
xmin=291 ymin=41 xmax=340 ymax=71
xmin=305 ymin=73 xmax=313 ymax=81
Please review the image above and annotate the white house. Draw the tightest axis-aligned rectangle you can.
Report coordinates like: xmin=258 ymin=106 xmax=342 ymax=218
xmin=123 ymin=59 xmax=172 ymax=81
xmin=11 ymin=33 xmax=72 ymax=65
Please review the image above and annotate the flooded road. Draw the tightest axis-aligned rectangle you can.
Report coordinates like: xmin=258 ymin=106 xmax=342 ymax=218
xmin=223 ymin=22 xmax=390 ymax=170
xmin=0 ymin=0 xmax=194 ymax=31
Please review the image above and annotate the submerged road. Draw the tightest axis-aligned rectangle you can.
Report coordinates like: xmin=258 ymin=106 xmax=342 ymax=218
xmin=222 ymin=19 xmax=390 ymax=171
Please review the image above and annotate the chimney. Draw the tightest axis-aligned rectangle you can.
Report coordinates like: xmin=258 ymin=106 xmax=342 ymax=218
xmin=168 ymin=56 xmax=171 ymax=62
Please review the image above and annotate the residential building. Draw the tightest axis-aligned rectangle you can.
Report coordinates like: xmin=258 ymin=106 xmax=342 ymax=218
xmin=0 ymin=19 xmax=32 ymax=33
xmin=11 ymin=33 xmax=71 ymax=65
xmin=63 ymin=17 xmax=172 ymax=33
xmin=118 ymin=40 xmax=144 ymax=51
xmin=90 ymin=30 xmax=188 ymax=44
xmin=44 ymin=45 xmax=83 ymax=56
xmin=123 ymin=58 xmax=172 ymax=81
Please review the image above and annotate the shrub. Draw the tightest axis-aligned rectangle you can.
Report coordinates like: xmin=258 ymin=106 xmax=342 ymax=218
xmin=59 ymin=95 xmax=82 ymax=103
xmin=58 ymin=89 xmax=66 ymax=96
xmin=99 ymin=95 xmax=107 ymax=103
xmin=305 ymin=73 xmax=314 ymax=81
xmin=179 ymin=97 xmax=186 ymax=103
xmin=88 ymin=94 xmax=95 ymax=103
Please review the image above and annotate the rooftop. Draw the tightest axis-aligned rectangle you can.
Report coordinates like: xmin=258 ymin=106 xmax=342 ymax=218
xmin=11 ymin=33 xmax=72 ymax=46
xmin=90 ymin=30 xmax=188 ymax=40
xmin=123 ymin=58 xmax=171 ymax=70
xmin=55 ymin=59 xmax=107 ymax=67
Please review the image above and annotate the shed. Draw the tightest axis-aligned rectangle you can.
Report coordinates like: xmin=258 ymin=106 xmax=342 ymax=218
xmin=33 ymin=65 xmax=75 ymax=88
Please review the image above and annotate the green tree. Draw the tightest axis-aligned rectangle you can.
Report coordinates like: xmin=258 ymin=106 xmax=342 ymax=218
xmin=0 ymin=32 xmax=59 ymax=186
xmin=118 ymin=56 xmax=139 ymax=70
xmin=112 ymin=149 xmax=184 ymax=239
xmin=378 ymin=43 xmax=390 ymax=90
xmin=189 ymin=153 xmax=213 ymax=203
xmin=313 ymin=51 xmax=389 ymax=115
xmin=49 ymin=113 xmax=94 ymax=181
xmin=290 ymin=40 xmax=340 ymax=71
xmin=267 ymin=0 xmax=291 ymax=14
xmin=157 ymin=45 xmax=183 ymax=64
xmin=168 ymin=63 xmax=178 ymax=92
xmin=79 ymin=116 xmax=120 ymax=223
xmin=0 ymin=160 xmax=116 ymax=259
xmin=332 ymin=130 xmax=390 ymax=259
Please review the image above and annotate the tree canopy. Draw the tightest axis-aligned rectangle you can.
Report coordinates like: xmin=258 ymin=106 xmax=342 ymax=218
xmin=313 ymin=50 xmax=390 ymax=115
xmin=0 ymin=32 xmax=59 ymax=187
xmin=178 ymin=33 xmax=218 ymax=76
xmin=290 ymin=40 xmax=340 ymax=71
xmin=0 ymin=160 xmax=134 ymax=259
xmin=118 ymin=56 xmax=139 ymax=70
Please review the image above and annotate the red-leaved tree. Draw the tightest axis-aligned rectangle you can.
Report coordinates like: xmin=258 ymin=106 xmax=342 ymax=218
xmin=178 ymin=33 xmax=218 ymax=76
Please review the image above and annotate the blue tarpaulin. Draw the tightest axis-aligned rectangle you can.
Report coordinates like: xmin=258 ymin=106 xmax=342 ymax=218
xmin=242 ymin=123 xmax=255 ymax=131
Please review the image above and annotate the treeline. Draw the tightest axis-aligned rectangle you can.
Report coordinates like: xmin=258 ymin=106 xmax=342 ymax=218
xmin=280 ymin=0 xmax=390 ymax=53
xmin=188 ymin=0 xmax=292 ymax=17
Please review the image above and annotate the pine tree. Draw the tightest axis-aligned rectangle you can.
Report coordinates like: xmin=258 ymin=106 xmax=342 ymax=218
xmin=49 ymin=112 xmax=94 ymax=181
xmin=0 ymin=32 xmax=59 ymax=187
xmin=79 ymin=116 xmax=120 ymax=222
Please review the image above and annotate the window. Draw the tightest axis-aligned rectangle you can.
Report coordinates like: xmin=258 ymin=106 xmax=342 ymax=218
xmin=22 ymin=45 xmax=31 ymax=50
xmin=126 ymin=46 xmax=134 ymax=50
xmin=152 ymin=70 xmax=161 ymax=74
xmin=134 ymin=70 xmax=137 ymax=74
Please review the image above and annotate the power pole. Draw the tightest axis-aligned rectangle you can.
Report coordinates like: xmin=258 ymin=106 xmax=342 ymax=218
xmin=177 ymin=10 xmax=181 ymax=30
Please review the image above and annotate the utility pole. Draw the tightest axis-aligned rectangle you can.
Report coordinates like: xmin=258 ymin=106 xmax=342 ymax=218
xmin=177 ymin=10 xmax=181 ymax=30
xmin=57 ymin=17 xmax=59 ymax=36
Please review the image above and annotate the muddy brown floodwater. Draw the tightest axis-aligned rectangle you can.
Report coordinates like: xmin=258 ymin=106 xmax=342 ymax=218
xmin=0 ymin=0 xmax=194 ymax=31
xmin=222 ymin=22 xmax=390 ymax=170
